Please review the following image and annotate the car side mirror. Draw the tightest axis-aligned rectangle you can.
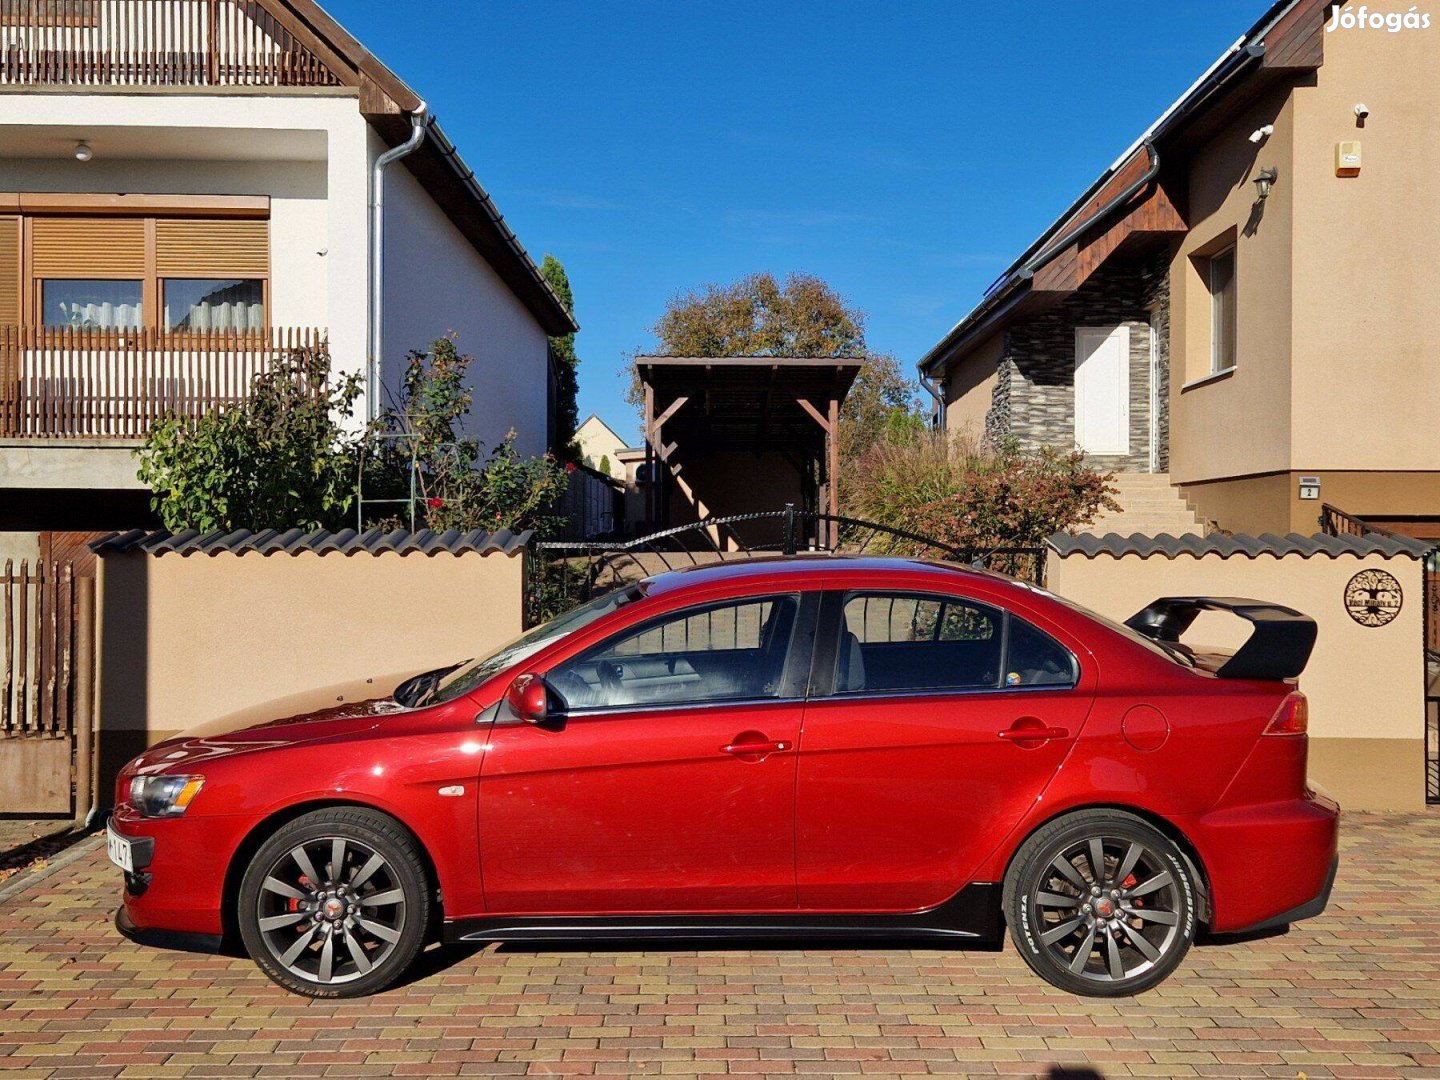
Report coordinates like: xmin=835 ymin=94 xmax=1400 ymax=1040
xmin=505 ymin=673 xmax=551 ymax=724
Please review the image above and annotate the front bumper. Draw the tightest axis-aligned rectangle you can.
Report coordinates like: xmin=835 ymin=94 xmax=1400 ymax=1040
xmin=115 ymin=905 xmax=223 ymax=954
xmin=109 ymin=808 xmax=252 ymax=939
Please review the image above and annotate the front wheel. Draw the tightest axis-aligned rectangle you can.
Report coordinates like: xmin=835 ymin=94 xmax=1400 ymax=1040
xmin=237 ymin=808 xmax=430 ymax=997
xmin=1003 ymin=810 xmax=1196 ymax=996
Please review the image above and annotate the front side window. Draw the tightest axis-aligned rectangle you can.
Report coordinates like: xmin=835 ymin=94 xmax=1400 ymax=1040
xmin=550 ymin=594 xmax=800 ymax=711
xmin=834 ymin=592 xmax=1077 ymax=695
xmin=42 ymin=279 xmax=143 ymax=329
xmin=1208 ymin=245 xmax=1237 ymax=373
xmin=164 ymin=278 xmax=265 ymax=332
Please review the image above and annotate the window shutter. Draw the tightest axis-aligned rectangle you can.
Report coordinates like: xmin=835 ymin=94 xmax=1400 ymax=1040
xmin=31 ymin=217 xmax=146 ymax=276
xmin=155 ymin=219 xmax=268 ymax=277
xmin=0 ymin=217 xmax=17 ymax=325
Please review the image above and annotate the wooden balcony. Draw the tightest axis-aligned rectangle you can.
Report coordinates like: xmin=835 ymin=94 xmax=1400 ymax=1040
xmin=0 ymin=0 xmax=341 ymax=87
xmin=0 ymin=325 xmax=324 ymax=439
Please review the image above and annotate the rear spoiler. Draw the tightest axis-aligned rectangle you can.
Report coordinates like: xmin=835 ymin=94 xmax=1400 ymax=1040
xmin=1124 ymin=596 xmax=1317 ymax=680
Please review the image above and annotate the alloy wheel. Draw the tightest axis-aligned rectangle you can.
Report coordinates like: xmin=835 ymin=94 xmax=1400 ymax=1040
xmin=1028 ymin=835 xmax=1183 ymax=985
xmin=254 ymin=836 xmax=407 ymax=987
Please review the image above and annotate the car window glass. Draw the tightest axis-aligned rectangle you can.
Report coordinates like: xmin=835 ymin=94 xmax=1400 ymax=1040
xmin=837 ymin=593 xmax=1002 ymax=694
xmin=550 ymin=595 xmax=800 ymax=711
xmin=1004 ymin=617 xmax=1078 ymax=688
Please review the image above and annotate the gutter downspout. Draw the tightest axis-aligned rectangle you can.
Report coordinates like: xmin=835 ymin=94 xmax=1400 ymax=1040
xmin=918 ymin=368 xmax=946 ymax=430
xmin=368 ymin=101 xmax=430 ymax=421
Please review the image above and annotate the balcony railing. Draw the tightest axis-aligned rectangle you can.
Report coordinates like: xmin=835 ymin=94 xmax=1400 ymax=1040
xmin=0 ymin=0 xmax=341 ymax=87
xmin=0 ymin=325 xmax=325 ymax=439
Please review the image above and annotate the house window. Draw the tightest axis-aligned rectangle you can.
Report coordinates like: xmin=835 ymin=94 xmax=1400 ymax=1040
xmin=41 ymin=279 xmax=143 ymax=329
xmin=11 ymin=212 xmax=270 ymax=334
xmin=163 ymin=279 xmax=265 ymax=332
xmin=1207 ymin=245 xmax=1237 ymax=373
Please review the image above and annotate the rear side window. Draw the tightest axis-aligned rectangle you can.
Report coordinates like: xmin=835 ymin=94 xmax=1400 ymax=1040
xmin=1004 ymin=617 xmax=1078 ymax=687
xmin=834 ymin=592 xmax=1077 ymax=695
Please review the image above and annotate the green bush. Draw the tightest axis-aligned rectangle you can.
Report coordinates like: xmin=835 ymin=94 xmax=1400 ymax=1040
xmin=845 ymin=430 xmax=1120 ymax=552
xmin=137 ymin=344 xmax=362 ymax=532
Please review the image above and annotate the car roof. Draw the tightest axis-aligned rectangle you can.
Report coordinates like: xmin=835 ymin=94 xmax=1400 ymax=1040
xmin=640 ymin=554 xmax=1012 ymax=597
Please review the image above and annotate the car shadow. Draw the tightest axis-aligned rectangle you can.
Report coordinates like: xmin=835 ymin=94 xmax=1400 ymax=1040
xmin=1197 ymin=924 xmax=1289 ymax=947
xmin=486 ymin=934 xmax=1007 ymax=955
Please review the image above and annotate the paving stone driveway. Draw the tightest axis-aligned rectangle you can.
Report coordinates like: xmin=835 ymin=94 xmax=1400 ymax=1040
xmin=0 ymin=812 xmax=1437 ymax=1079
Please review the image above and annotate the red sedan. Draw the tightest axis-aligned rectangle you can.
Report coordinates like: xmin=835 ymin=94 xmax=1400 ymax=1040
xmin=108 ymin=557 xmax=1339 ymax=998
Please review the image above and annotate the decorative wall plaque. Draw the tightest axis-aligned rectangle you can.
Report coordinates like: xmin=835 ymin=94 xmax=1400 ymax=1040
xmin=1343 ymin=569 xmax=1403 ymax=627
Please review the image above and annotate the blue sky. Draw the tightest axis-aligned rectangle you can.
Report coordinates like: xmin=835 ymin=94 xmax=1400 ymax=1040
xmin=326 ymin=0 xmax=1265 ymax=444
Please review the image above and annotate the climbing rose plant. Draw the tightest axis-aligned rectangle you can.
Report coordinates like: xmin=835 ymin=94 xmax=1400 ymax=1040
xmin=361 ymin=335 xmax=569 ymax=534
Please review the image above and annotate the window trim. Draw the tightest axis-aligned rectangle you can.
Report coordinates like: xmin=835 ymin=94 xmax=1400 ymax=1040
xmin=544 ymin=591 xmax=818 ymax=716
xmin=1207 ymin=243 xmax=1237 ymax=375
xmin=13 ymin=209 xmax=271 ymax=336
xmin=813 ymin=589 xmax=1080 ymax=701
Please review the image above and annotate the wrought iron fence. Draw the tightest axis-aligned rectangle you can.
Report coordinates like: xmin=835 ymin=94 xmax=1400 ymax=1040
xmin=524 ymin=505 xmax=1048 ymax=629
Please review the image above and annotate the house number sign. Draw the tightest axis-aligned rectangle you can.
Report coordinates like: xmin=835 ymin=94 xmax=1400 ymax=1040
xmin=1343 ymin=569 xmax=1403 ymax=627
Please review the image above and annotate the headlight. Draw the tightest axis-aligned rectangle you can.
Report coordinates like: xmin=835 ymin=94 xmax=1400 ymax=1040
xmin=129 ymin=775 xmax=205 ymax=818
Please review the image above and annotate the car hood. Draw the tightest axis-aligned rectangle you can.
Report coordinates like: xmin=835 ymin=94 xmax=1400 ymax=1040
xmin=127 ymin=670 xmax=426 ymax=775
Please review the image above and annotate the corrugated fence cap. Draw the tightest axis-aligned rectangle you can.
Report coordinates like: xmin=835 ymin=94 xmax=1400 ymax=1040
xmin=1046 ymin=531 xmax=1435 ymax=560
xmin=89 ymin=527 xmax=533 ymax=558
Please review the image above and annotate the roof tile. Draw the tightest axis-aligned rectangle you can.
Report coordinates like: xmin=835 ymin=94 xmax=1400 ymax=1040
xmin=90 ymin=527 xmax=530 ymax=558
xmin=1047 ymin=531 xmax=1433 ymax=559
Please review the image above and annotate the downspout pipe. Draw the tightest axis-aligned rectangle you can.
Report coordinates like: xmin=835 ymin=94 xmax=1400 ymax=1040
xmin=918 ymin=367 xmax=946 ymax=430
xmin=368 ymin=101 xmax=430 ymax=421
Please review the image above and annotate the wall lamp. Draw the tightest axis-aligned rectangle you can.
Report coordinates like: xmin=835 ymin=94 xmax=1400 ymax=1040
xmin=1253 ymin=167 xmax=1278 ymax=200
xmin=73 ymin=141 xmax=93 ymax=162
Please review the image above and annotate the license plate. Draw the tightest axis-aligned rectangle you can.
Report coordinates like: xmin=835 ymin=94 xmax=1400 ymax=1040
xmin=106 ymin=822 xmax=135 ymax=874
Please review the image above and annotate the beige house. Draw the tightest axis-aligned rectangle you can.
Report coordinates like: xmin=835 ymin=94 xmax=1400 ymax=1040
xmin=573 ymin=414 xmax=629 ymax=476
xmin=921 ymin=0 xmax=1440 ymax=538
xmin=0 ymin=0 xmax=576 ymax=534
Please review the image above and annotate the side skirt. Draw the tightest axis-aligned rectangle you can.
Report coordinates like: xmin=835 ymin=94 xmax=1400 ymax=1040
xmin=443 ymin=883 xmax=1002 ymax=946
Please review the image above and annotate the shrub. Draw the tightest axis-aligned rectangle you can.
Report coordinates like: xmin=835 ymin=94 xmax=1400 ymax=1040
xmin=361 ymin=335 xmax=569 ymax=535
xmin=846 ymin=430 xmax=1120 ymax=552
xmin=137 ymin=344 xmax=362 ymax=532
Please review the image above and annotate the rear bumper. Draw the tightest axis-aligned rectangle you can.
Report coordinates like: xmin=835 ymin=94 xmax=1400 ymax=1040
xmin=1231 ymin=853 xmax=1338 ymax=934
xmin=1186 ymin=791 xmax=1340 ymax=934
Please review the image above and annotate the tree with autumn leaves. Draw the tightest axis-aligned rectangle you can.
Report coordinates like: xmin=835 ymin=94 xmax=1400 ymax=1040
xmin=626 ymin=271 xmax=922 ymax=470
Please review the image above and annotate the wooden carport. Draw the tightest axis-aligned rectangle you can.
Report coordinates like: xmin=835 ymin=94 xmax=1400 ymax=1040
xmin=636 ymin=356 xmax=863 ymax=549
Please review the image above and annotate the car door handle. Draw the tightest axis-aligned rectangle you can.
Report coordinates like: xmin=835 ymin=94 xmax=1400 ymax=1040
xmin=998 ymin=724 xmax=1069 ymax=742
xmin=720 ymin=739 xmax=790 ymax=755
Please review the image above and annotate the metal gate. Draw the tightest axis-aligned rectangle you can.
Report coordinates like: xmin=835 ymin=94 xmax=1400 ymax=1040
xmin=1 ymin=558 xmax=95 ymax=814
xmin=524 ymin=505 xmax=1048 ymax=629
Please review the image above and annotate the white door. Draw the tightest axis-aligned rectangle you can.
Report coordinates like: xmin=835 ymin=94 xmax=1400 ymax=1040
xmin=1074 ymin=325 xmax=1130 ymax=455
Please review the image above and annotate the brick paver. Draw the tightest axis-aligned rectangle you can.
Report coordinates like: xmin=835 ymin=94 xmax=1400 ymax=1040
xmin=0 ymin=812 xmax=1437 ymax=1078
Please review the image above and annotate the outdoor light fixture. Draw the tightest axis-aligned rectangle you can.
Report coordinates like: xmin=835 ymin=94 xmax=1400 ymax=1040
xmin=1253 ymin=167 xmax=1278 ymax=200
xmin=73 ymin=141 xmax=93 ymax=162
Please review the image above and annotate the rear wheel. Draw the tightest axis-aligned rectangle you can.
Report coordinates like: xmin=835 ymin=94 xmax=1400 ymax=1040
xmin=237 ymin=808 xmax=430 ymax=998
xmin=1004 ymin=810 xmax=1195 ymax=996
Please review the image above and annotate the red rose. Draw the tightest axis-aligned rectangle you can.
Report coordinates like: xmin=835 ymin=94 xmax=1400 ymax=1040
xmin=426 ymin=497 xmax=444 ymax=509
xmin=565 ymin=462 xmax=577 ymax=473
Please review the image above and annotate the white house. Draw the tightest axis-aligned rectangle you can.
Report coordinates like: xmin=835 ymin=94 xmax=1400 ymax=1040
xmin=0 ymin=0 xmax=575 ymax=532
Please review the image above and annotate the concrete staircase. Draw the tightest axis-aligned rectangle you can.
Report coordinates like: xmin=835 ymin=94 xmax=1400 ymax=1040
xmin=1080 ymin=472 xmax=1206 ymax=537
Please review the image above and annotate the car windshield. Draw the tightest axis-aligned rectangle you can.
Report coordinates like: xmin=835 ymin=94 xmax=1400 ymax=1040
xmin=404 ymin=585 xmax=645 ymax=707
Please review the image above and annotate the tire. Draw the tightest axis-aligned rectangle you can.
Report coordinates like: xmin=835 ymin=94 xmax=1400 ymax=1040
xmin=1003 ymin=809 xmax=1196 ymax=997
xmin=237 ymin=807 xmax=430 ymax=998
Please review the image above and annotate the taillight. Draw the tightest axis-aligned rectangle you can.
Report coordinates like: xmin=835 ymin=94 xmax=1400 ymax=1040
xmin=1264 ymin=691 xmax=1308 ymax=735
